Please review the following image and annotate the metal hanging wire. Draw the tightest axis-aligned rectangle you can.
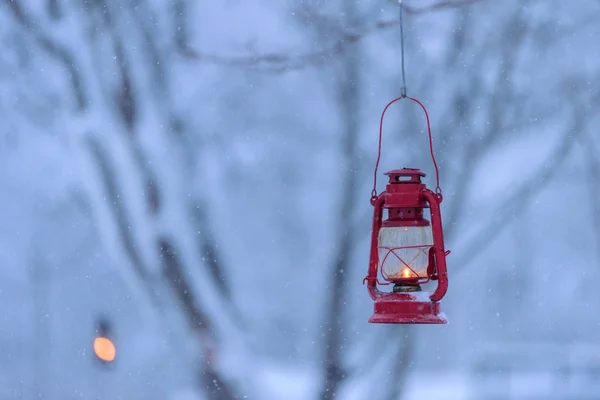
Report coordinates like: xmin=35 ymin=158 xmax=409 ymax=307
xmin=399 ymin=0 xmax=407 ymax=97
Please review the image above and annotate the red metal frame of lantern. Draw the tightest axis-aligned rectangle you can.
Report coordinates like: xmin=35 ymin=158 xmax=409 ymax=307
xmin=364 ymin=96 xmax=451 ymax=324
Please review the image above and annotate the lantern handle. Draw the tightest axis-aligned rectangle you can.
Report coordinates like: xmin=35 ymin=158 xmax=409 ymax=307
xmin=371 ymin=96 xmax=442 ymax=202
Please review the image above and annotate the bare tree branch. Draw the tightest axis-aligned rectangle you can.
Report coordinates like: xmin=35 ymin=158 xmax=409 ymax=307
xmin=158 ymin=238 xmax=239 ymax=400
xmin=12 ymin=2 xmax=244 ymax=396
xmin=444 ymin=7 xmax=528 ymax=240
xmin=401 ymin=0 xmax=486 ymax=14
xmin=47 ymin=0 xmax=62 ymax=20
xmin=190 ymin=202 xmax=232 ymax=299
xmin=454 ymin=103 xmax=587 ymax=275
xmin=3 ymin=0 xmax=87 ymax=110
xmin=173 ymin=0 xmax=192 ymax=54
xmin=176 ymin=0 xmax=485 ymax=73
xmin=122 ymin=3 xmax=235 ymax=302
xmin=159 ymin=238 xmax=212 ymax=332
xmin=86 ymin=136 xmax=150 ymax=283
xmin=126 ymin=0 xmax=169 ymax=95
xmin=583 ymin=133 xmax=600 ymax=264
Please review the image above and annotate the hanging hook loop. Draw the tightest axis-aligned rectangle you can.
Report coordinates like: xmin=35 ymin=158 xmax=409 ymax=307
xmin=370 ymin=189 xmax=378 ymax=205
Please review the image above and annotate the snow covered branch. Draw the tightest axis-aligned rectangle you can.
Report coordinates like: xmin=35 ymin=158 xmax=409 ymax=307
xmin=442 ymin=5 xmax=529 ymax=241
xmin=177 ymin=0 xmax=486 ymax=73
xmin=454 ymin=101 xmax=589 ymax=275
xmin=401 ymin=0 xmax=486 ymax=14
xmin=583 ymin=131 xmax=600 ymax=264
xmin=319 ymin=4 xmax=362 ymax=398
xmin=3 ymin=0 xmax=87 ymax=109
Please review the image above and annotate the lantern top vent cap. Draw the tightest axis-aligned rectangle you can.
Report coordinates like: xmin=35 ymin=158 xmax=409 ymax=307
xmin=385 ymin=168 xmax=425 ymax=184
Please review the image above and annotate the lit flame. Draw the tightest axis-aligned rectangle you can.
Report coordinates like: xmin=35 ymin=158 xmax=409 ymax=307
xmin=401 ymin=268 xmax=412 ymax=278
xmin=93 ymin=337 xmax=116 ymax=362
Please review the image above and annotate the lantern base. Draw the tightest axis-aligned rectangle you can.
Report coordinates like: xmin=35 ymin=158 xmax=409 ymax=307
xmin=368 ymin=292 xmax=447 ymax=324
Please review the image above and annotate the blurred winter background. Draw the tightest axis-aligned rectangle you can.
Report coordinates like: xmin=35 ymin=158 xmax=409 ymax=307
xmin=0 ymin=0 xmax=599 ymax=399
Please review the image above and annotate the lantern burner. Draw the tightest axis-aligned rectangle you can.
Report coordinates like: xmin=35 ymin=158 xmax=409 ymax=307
xmin=393 ymin=282 xmax=422 ymax=292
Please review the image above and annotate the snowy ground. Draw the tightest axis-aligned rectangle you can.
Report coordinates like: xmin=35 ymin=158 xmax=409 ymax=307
xmin=252 ymin=363 xmax=471 ymax=399
xmin=250 ymin=362 xmax=600 ymax=400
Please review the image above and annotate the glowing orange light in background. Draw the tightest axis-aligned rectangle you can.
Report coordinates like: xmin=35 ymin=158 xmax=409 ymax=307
xmin=401 ymin=267 xmax=412 ymax=278
xmin=93 ymin=337 xmax=116 ymax=362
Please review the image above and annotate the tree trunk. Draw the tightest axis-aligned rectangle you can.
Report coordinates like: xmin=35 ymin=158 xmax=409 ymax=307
xmin=320 ymin=2 xmax=360 ymax=398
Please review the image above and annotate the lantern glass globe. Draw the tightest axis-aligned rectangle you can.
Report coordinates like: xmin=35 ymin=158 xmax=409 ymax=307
xmin=378 ymin=225 xmax=433 ymax=280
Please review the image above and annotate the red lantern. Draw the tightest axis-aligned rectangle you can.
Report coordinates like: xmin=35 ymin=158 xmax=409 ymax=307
xmin=364 ymin=97 xmax=450 ymax=324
